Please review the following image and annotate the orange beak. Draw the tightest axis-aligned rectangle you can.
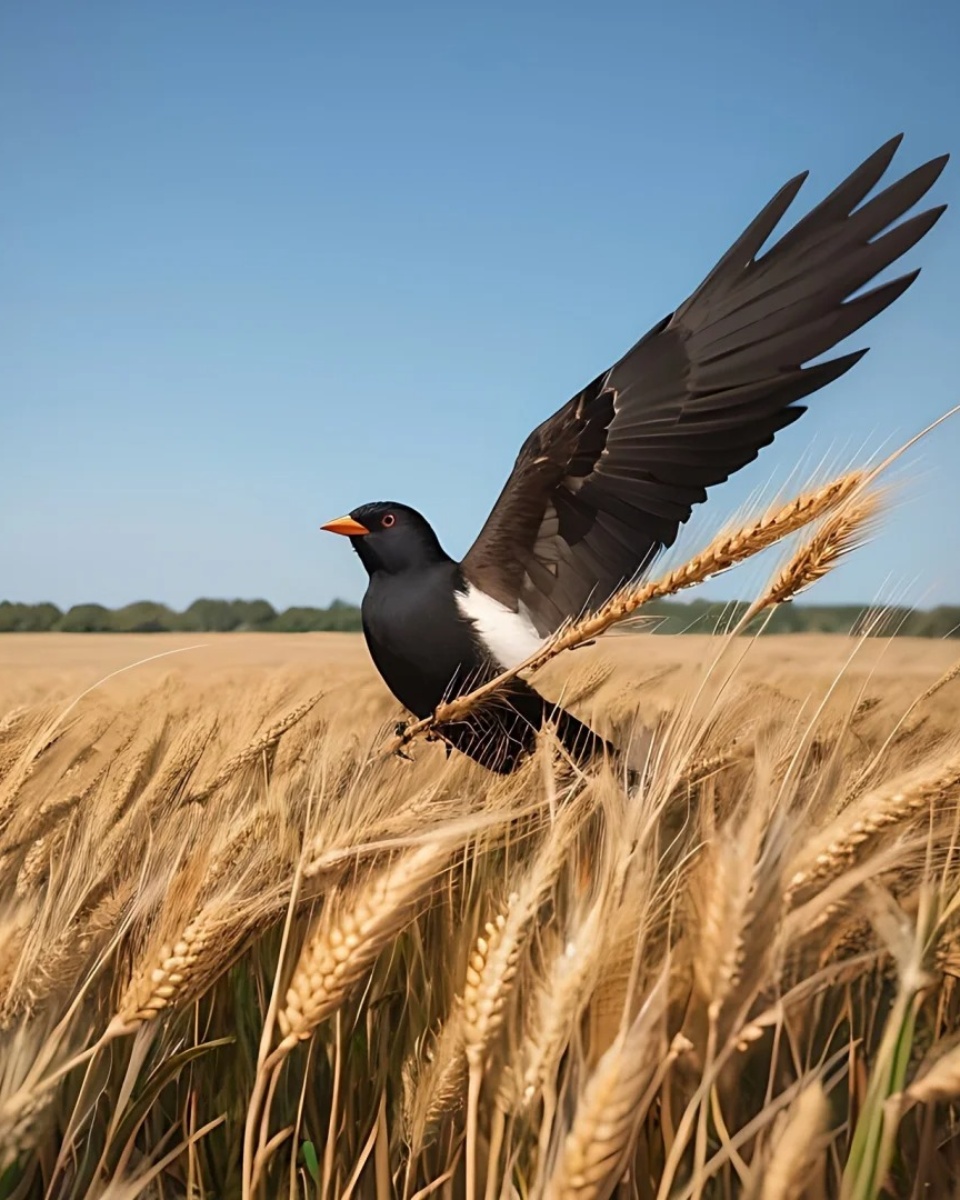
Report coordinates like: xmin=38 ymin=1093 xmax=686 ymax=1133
xmin=321 ymin=515 xmax=370 ymax=537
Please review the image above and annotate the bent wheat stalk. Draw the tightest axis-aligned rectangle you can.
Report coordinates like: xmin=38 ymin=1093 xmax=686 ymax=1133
xmin=385 ymin=471 xmax=867 ymax=758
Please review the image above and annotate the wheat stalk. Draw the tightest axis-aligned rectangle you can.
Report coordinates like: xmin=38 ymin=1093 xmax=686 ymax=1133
xmin=185 ymin=692 xmax=322 ymax=803
xmin=386 ymin=472 xmax=866 ymax=757
xmin=917 ymin=658 xmax=960 ymax=705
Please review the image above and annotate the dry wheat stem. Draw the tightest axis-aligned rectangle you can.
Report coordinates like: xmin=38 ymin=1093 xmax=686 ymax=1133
xmin=386 ymin=472 xmax=866 ymax=757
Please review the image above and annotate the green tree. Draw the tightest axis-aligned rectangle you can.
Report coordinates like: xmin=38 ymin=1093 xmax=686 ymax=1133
xmin=109 ymin=601 xmax=180 ymax=632
xmin=179 ymin=598 xmax=243 ymax=632
xmin=0 ymin=601 xmax=63 ymax=631
xmin=270 ymin=602 xmax=363 ymax=632
xmin=229 ymin=599 xmax=277 ymax=630
xmin=57 ymin=604 xmax=114 ymax=632
xmin=322 ymin=599 xmax=363 ymax=631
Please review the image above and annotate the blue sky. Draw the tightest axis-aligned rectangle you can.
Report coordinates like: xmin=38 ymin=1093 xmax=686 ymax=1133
xmin=2 ymin=1 xmax=958 ymax=612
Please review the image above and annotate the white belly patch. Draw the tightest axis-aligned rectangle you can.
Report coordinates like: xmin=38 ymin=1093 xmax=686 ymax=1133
xmin=455 ymin=584 xmax=544 ymax=669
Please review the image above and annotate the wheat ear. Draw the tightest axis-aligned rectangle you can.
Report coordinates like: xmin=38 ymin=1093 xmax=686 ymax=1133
xmin=268 ymin=839 xmax=453 ymax=1066
xmin=917 ymin=658 xmax=960 ymax=705
xmin=742 ymin=489 xmax=882 ymax=622
xmin=902 ymin=1040 xmax=960 ymax=1107
xmin=401 ymin=1010 xmax=468 ymax=1158
xmin=108 ymin=900 xmax=241 ymax=1033
xmin=387 ymin=472 xmax=865 ymax=757
xmin=0 ymin=1082 xmax=56 ymax=1171
xmin=462 ymin=801 xmax=589 ymax=1073
xmin=541 ymin=976 xmax=668 ymax=1200
xmin=786 ymin=752 xmax=960 ymax=902
xmin=514 ymin=898 xmax=609 ymax=1118
xmin=755 ymin=1080 xmax=830 ymax=1200
xmin=462 ymin=803 xmax=587 ymax=1200
xmin=186 ymin=692 xmax=322 ymax=803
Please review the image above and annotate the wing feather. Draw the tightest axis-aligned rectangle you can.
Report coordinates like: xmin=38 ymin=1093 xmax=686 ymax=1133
xmin=461 ymin=137 xmax=948 ymax=635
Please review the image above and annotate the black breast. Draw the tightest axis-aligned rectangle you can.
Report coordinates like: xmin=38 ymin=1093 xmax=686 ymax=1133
xmin=360 ymin=562 xmax=489 ymax=717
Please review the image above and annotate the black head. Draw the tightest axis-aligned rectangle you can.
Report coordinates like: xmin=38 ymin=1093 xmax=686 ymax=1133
xmin=321 ymin=501 xmax=451 ymax=576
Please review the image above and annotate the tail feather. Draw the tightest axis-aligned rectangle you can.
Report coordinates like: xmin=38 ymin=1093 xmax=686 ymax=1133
xmin=436 ymin=678 xmax=611 ymax=774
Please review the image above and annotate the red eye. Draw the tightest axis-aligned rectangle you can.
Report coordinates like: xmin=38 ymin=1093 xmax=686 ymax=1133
xmin=381 ymin=513 xmax=396 ymax=528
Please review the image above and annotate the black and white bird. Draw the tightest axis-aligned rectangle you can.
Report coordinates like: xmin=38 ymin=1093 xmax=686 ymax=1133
xmin=322 ymin=135 xmax=948 ymax=774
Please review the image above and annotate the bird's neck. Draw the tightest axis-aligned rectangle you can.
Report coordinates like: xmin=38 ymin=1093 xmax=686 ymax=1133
xmin=356 ymin=542 xmax=456 ymax=579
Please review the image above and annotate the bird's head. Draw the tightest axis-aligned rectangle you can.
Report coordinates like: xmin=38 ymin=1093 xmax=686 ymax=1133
xmin=321 ymin=501 xmax=450 ymax=576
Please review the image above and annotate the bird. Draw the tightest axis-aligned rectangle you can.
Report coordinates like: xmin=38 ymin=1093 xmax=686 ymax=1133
xmin=322 ymin=135 xmax=948 ymax=775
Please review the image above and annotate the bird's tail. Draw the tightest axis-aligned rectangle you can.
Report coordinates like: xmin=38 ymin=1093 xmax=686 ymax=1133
xmin=436 ymin=678 xmax=613 ymax=775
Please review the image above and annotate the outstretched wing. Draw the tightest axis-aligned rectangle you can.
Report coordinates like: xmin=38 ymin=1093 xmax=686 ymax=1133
xmin=461 ymin=135 xmax=947 ymax=636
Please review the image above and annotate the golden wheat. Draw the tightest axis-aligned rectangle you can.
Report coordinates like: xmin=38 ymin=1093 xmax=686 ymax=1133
xmin=541 ymin=976 xmax=668 ymax=1200
xmin=2 ymin=457 xmax=960 ymax=1199
xmin=273 ymin=838 xmax=456 ymax=1060
xmin=746 ymin=491 xmax=883 ymax=618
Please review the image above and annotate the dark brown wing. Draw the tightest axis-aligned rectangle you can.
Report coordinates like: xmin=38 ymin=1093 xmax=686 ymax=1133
xmin=461 ymin=135 xmax=948 ymax=636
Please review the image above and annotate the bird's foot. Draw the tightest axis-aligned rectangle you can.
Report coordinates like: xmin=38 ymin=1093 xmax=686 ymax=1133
xmin=423 ymin=727 xmax=453 ymax=758
xmin=391 ymin=720 xmax=416 ymax=761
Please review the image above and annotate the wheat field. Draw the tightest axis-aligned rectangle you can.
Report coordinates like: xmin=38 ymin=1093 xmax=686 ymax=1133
xmin=1 ymin=617 xmax=960 ymax=1199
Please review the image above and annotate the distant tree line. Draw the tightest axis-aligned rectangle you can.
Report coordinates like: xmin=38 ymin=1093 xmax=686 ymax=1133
xmin=0 ymin=598 xmax=363 ymax=633
xmin=637 ymin=599 xmax=960 ymax=638
xmin=2 ymin=597 xmax=959 ymax=637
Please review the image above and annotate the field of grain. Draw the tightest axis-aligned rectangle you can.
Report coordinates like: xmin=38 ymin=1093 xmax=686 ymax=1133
xmin=2 ymin=621 xmax=960 ymax=1198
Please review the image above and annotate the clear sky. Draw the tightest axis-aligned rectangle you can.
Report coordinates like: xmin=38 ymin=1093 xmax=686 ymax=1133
xmin=2 ymin=1 xmax=958 ymax=613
